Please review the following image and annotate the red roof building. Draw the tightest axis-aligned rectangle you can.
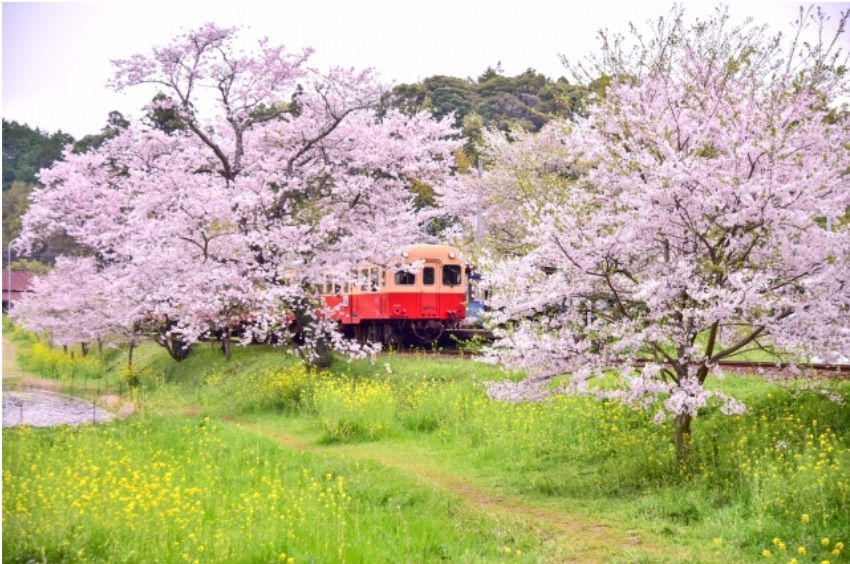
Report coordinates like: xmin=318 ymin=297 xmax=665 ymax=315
xmin=2 ymin=270 xmax=34 ymax=310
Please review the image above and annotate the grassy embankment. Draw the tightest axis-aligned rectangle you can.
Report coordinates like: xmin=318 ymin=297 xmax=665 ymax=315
xmin=3 ymin=319 xmax=849 ymax=563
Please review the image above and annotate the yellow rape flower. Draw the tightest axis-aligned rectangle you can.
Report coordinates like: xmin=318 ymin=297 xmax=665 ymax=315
xmin=798 ymin=547 xmax=807 ymax=556
xmin=822 ymin=538 xmax=830 ymax=547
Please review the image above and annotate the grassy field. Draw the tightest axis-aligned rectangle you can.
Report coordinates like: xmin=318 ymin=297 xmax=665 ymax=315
xmin=3 ymin=322 xmax=849 ymax=563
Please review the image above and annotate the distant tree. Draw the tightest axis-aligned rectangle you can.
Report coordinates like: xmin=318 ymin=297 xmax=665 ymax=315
xmin=73 ymin=111 xmax=129 ymax=153
xmin=476 ymin=62 xmax=503 ymax=83
xmin=448 ymin=5 xmax=850 ymax=461
xmin=143 ymin=92 xmax=187 ymax=134
xmin=10 ymin=257 xmax=121 ymax=354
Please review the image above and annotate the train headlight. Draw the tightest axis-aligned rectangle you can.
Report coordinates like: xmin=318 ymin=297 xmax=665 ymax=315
xmin=448 ymin=251 xmax=457 ymax=259
xmin=401 ymin=251 xmax=409 ymax=258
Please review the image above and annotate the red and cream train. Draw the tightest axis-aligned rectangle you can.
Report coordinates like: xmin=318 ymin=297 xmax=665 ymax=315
xmin=318 ymin=244 xmax=470 ymax=345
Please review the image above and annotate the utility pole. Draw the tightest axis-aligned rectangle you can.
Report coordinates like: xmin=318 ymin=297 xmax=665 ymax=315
xmin=476 ymin=156 xmax=484 ymax=241
xmin=7 ymin=237 xmax=19 ymax=311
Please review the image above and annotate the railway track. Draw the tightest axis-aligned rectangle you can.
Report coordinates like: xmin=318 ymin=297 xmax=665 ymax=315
xmin=389 ymin=347 xmax=850 ymax=377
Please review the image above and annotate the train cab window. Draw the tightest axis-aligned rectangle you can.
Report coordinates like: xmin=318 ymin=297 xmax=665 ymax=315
xmin=423 ymin=267 xmax=435 ymax=285
xmin=395 ymin=271 xmax=416 ymax=285
xmin=443 ymin=265 xmax=462 ymax=286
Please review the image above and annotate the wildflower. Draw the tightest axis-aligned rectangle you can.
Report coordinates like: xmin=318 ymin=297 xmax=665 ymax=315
xmin=798 ymin=546 xmax=807 ymax=556
xmin=836 ymin=543 xmax=844 ymax=550
xmin=822 ymin=538 xmax=830 ymax=547
xmin=801 ymin=514 xmax=810 ymax=523
xmin=833 ymin=550 xmax=840 ymax=557
xmin=762 ymin=549 xmax=772 ymax=558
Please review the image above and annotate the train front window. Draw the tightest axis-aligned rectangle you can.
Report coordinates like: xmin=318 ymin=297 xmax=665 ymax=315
xmin=395 ymin=271 xmax=415 ymax=285
xmin=443 ymin=265 xmax=462 ymax=286
xmin=423 ymin=267 xmax=435 ymax=285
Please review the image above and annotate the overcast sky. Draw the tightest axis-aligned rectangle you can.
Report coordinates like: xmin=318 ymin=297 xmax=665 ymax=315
xmin=2 ymin=2 xmax=847 ymax=139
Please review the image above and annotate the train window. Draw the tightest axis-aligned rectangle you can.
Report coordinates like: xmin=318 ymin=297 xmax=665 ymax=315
xmin=361 ymin=269 xmax=369 ymax=291
xmin=423 ymin=267 xmax=435 ymax=285
xmin=395 ymin=271 xmax=416 ymax=285
xmin=443 ymin=265 xmax=462 ymax=286
xmin=370 ymin=268 xmax=379 ymax=292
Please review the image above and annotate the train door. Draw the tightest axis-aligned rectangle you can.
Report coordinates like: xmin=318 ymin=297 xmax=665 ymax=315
xmin=420 ymin=262 xmax=438 ymax=317
xmin=440 ymin=263 xmax=463 ymax=317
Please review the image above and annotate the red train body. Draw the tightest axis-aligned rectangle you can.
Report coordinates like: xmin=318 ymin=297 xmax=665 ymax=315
xmin=319 ymin=244 xmax=468 ymax=345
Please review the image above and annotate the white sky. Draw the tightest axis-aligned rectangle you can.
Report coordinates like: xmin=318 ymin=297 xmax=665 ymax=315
xmin=2 ymin=2 xmax=848 ymax=139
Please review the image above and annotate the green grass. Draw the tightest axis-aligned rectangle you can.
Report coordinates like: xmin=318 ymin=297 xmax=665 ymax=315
xmin=4 ymin=321 xmax=849 ymax=563
xmin=2 ymin=415 xmax=545 ymax=563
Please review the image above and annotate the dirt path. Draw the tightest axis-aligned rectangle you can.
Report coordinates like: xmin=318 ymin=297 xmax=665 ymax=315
xmin=233 ymin=420 xmax=668 ymax=563
xmin=3 ymin=333 xmax=29 ymax=380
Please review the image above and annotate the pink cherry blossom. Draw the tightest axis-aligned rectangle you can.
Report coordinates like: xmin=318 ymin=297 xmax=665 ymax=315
xmin=18 ymin=24 xmax=461 ymax=363
xmin=442 ymin=6 xmax=850 ymax=459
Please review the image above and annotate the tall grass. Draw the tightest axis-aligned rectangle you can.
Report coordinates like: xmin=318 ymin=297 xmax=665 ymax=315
xmin=2 ymin=416 xmax=544 ymax=563
xmin=6 ymin=328 xmax=849 ymax=562
xmin=206 ymin=354 xmax=849 ymax=561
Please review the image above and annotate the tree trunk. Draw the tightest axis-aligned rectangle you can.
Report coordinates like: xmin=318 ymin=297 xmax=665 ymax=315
xmin=311 ymin=334 xmax=334 ymax=369
xmin=154 ymin=331 xmax=192 ymax=362
xmin=128 ymin=337 xmax=136 ymax=368
xmin=292 ymin=300 xmax=334 ymax=369
xmin=80 ymin=341 xmax=89 ymax=357
xmin=166 ymin=335 xmax=192 ymax=362
xmin=221 ymin=327 xmax=232 ymax=361
xmin=674 ymin=413 xmax=693 ymax=463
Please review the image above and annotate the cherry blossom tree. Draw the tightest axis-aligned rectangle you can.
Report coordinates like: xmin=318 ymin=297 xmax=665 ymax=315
xmin=20 ymin=23 xmax=459 ymax=364
xmin=10 ymin=257 xmax=126 ymax=356
xmin=449 ymin=6 xmax=850 ymax=460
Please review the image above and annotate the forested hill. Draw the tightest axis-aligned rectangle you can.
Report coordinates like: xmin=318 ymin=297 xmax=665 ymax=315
xmin=2 ymin=119 xmax=73 ymax=190
xmin=389 ymin=66 xmax=593 ymax=158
